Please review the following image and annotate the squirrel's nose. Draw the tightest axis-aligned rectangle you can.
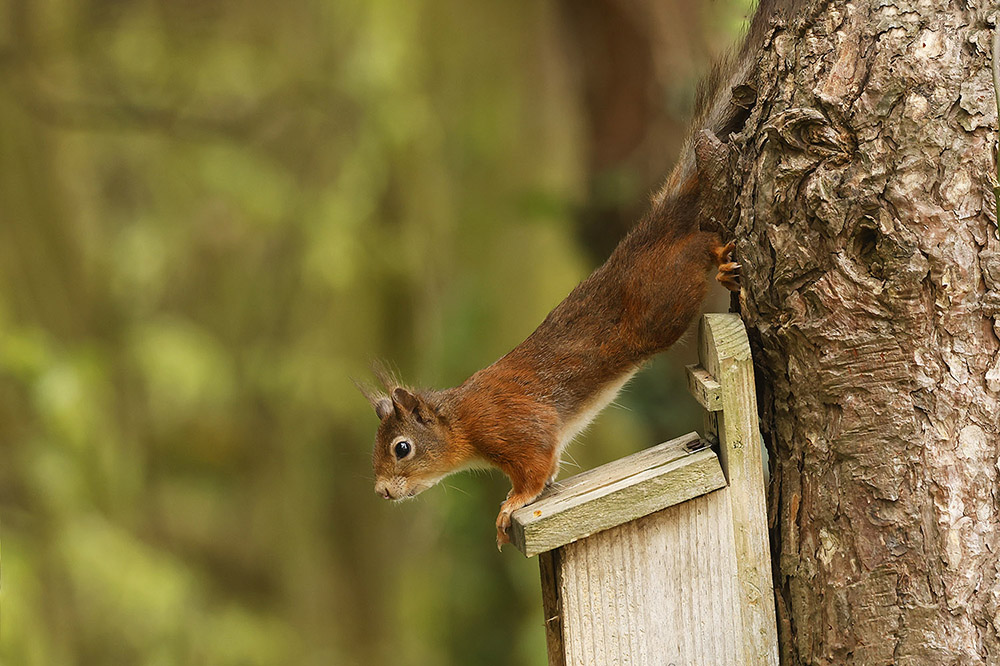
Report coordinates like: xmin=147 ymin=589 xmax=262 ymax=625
xmin=374 ymin=481 xmax=393 ymax=500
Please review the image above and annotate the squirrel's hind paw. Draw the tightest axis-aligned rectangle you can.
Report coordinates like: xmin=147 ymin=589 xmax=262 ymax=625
xmin=716 ymin=262 xmax=741 ymax=292
xmin=711 ymin=240 xmax=741 ymax=292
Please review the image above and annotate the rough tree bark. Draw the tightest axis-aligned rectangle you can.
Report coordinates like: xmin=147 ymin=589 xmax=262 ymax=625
xmin=723 ymin=0 xmax=1000 ymax=663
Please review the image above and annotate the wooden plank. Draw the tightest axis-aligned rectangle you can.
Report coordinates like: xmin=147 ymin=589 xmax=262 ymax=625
xmin=699 ymin=313 xmax=778 ymax=666
xmin=510 ymin=432 xmax=727 ymax=557
xmin=557 ymin=490 xmax=742 ymax=665
xmin=538 ymin=550 xmax=565 ymax=666
xmin=532 ymin=431 xmax=703 ymax=500
xmin=686 ymin=363 xmax=723 ymax=411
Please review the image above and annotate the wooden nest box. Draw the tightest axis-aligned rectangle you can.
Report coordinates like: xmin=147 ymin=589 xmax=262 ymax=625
xmin=510 ymin=314 xmax=779 ymax=665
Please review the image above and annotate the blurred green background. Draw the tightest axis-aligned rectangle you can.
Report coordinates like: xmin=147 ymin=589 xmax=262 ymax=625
xmin=0 ymin=1 xmax=752 ymax=664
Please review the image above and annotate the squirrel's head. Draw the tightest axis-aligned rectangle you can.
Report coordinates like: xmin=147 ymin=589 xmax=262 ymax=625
xmin=358 ymin=374 xmax=454 ymax=501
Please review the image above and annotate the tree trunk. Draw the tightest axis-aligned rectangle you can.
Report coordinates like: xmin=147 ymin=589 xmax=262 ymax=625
xmin=727 ymin=0 xmax=1000 ymax=663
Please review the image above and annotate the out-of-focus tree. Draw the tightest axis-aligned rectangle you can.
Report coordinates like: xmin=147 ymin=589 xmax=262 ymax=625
xmin=0 ymin=1 xmax=752 ymax=664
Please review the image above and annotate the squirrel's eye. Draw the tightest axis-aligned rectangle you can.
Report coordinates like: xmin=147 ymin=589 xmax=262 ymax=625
xmin=394 ymin=440 xmax=412 ymax=459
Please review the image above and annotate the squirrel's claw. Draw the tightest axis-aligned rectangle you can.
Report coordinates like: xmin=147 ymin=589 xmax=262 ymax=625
xmin=716 ymin=261 xmax=741 ymax=292
xmin=496 ymin=512 xmax=512 ymax=551
xmin=496 ymin=485 xmax=545 ymax=552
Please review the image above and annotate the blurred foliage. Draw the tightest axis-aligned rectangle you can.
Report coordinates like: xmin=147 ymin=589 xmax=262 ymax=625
xmin=0 ymin=0 xmax=752 ymax=664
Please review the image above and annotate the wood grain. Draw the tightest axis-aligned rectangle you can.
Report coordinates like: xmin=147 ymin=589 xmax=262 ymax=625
xmin=538 ymin=549 xmax=566 ymax=666
xmin=557 ymin=491 xmax=743 ymax=665
xmin=700 ymin=313 xmax=778 ymax=665
xmin=686 ymin=363 xmax=723 ymax=411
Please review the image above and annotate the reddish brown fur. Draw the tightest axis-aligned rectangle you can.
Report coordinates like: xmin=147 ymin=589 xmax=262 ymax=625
xmin=365 ymin=175 xmax=739 ymax=548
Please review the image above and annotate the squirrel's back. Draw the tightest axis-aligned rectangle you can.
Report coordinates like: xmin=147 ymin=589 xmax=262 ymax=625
xmin=465 ymin=178 xmax=717 ymax=421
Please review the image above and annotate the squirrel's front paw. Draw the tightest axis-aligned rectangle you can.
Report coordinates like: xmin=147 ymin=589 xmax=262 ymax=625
xmin=495 ymin=485 xmax=545 ymax=551
xmin=496 ymin=512 xmax=512 ymax=551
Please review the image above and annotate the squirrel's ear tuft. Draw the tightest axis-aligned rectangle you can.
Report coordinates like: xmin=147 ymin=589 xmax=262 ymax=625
xmin=371 ymin=360 xmax=400 ymax=392
xmin=353 ymin=377 xmax=392 ymax=421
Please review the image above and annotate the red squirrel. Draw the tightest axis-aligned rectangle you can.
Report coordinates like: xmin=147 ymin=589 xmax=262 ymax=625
xmin=359 ymin=0 xmax=793 ymax=549
xmin=358 ymin=176 xmax=739 ymax=549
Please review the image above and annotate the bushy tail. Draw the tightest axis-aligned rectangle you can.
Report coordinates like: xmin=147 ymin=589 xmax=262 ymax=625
xmin=653 ymin=0 xmax=806 ymax=222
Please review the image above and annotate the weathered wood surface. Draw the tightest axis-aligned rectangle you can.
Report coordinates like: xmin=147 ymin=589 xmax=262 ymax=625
xmin=686 ymin=363 xmax=723 ymax=412
xmin=557 ymin=490 xmax=743 ymax=666
xmin=509 ymin=432 xmax=726 ymax=557
xmin=699 ymin=313 xmax=778 ymax=666
xmin=538 ymin=549 xmax=565 ymax=666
